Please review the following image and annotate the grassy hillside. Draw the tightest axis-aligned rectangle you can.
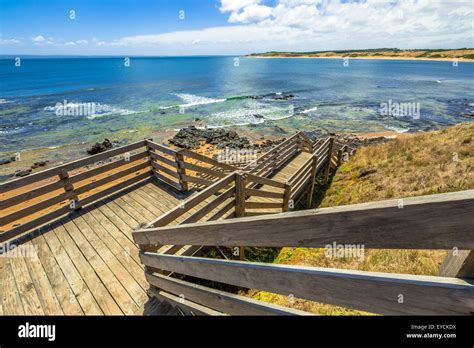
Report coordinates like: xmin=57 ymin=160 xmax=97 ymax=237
xmin=247 ymin=123 xmax=473 ymax=315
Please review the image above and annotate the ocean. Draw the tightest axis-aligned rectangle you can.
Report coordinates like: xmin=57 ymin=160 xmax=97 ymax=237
xmin=1 ymin=56 xmax=473 ymax=155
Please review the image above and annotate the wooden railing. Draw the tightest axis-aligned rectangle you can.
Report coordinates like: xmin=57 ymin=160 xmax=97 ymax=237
xmin=147 ymin=140 xmax=184 ymax=191
xmin=0 ymin=140 xmax=152 ymax=243
xmin=245 ymin=132 xmax=302 ymax=177
xmin=133 ymin=190 xmax=474 ymax=315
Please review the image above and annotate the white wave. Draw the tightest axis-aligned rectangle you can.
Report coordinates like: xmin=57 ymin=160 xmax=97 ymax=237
xmin=301 ymin=106 xmax=319 ymax=114
xmin=206 ymin=104 xmax=295 ymax=128
xmin=384 ymin=126 xmax=410 ymax=133
xmin=160 ymin=93 xmax=226 ymax=110
xmin=44 ymin=102 xmax=141 ymax=119
xmin=0 ymin=126 xmax=25 ymax=134
xmin=0 ymin=98 xmax=10 ymax=104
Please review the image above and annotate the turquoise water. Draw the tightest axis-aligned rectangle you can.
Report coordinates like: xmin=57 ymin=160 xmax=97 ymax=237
xmin=1 ymin=56 xmax=473 ymax=154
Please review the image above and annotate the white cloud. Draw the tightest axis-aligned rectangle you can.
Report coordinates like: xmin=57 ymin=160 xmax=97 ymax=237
xmin=0 ymin=38 xmax=21 ymax=44
xmin=220 ymin=0 xmax=261 ymax=13
xmin=31 ymin=35 xmax=45 ymax=42
xmin=100 ymin=0 xmax=472 ymax=55
xmin=228 ymin=4 xmax=273 ymax=23
xmin=8 ymin=0 xmax=472 ymax=55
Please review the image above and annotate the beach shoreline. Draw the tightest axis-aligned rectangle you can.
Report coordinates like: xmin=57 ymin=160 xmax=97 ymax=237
xmin=248 ymin=55 xmax=474 ymax=63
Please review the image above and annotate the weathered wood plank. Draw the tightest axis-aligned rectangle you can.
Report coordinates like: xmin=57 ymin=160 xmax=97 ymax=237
xmin=440 ymin=250 xmax=474 ymax=278
xmin=180 ymin=149 xmax=236 ymax=171
xmin=8 ymin=248 xmax=45 ymax=315
xmin=29 ymin=231 xmax=84 ymax=315
xmin=134 ymin=190 xmax=474 ymax=249
xmin=52 ymin=223 xmax=124 ymax=315
xmin=181 ymin=174 xmax=214 ymax=187
xmin=69 ymin=151 xmax=148 ymax=184
xmin=0 ymin=254 xmax=25 ymax=314
xmin=146 ymin=272 xmax=310 ymax=315
xmin=22 ymin=242 xmax=64 ymax=315
xmin=42 ymin=223 xmax=104 ymax=315
xmin=75 ymin=161 xmax=150 ymax=195
xmin=0 ymin=205 xmax=71 ymax=243
xmin=146 ymin=141 xmax=177 ymax=156
xmin=245 ymin=173 xmax=286 ymax=189
xmin=182 ymin=162 xmax=227 ymax=178
xmin=245 ymin=201 xmax=284 ymax=210
xmin=152 ymin=172 xmax=181 ymax=190
xmin=148 ymin=287 xmax=224 ymax=316
xmin=246 ymin=188 xmax=284 ymax=199
xmin=0 ymin=179 xmax=67 ymax=210
xmin=1 ymin=191 xmax=72 ymax=226
xmin=141 ymin=253 xmax=474 ymax=315
xmin=150 ymin=151 xmax=178 ymax=168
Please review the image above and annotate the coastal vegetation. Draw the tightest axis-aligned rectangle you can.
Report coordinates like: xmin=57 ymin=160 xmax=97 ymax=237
xmin=247 ymin=122 xmax=474 ymax=315
xmin=249 ymin=48 xmax=474 ymax=61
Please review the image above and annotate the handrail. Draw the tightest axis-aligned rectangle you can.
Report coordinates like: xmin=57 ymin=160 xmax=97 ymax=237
xmin=134 ymin=190 xmax=474 ymax=315
xmin=0 ymin=139 xmax=153 ymax=243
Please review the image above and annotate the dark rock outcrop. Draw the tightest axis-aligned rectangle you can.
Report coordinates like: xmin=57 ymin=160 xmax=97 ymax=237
xmin=87 ymin=139 xmax=113 ymax=155
xmin=169 ymin=126 xmax=252 ymax=150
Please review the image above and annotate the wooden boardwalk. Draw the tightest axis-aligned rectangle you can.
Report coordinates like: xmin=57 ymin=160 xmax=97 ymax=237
xmin=0 ymin=149 xmax=315 ymax=315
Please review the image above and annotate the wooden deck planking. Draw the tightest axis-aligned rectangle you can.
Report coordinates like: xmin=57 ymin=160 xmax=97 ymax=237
xmin=60 ymin=217 xmax=140 ymax=315
xmin=28 ymin=230 xmax=84 ymax=315
xmin=0 ymin=178 xmax=183 ymax=315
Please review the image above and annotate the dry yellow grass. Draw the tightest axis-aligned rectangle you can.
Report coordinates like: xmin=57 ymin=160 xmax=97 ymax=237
xmin=248 ymin=123 xmax=473 ymax=315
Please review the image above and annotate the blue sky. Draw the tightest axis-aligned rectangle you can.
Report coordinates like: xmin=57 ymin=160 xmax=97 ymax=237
xmin=0 ymin=0 xmax=472 ymax=55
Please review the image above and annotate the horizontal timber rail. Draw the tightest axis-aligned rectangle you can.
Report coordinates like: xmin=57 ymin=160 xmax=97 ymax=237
xmin=134 ymin=190 xmax=474 ymax=315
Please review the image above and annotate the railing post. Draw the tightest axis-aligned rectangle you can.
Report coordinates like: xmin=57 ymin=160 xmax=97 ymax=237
xmin=283 ymin=182 xmax=292 ymax=212
xmin=337 ymin=145 xmax=348 ymax=167
xmin=234 ymin=171 xmax=247 ymax=260
xmin=306 ymin=155 xmax=319 ymax=209
xmin=59 ymin=168 xmax=80 ymax=211
xmin=439 ymin=250 xmax=474 ymax=278
xmin=324 ymin=137 xmax=335 ymax=183
xmin=145 ymin=138 xmax=155 ymax=179
xmin=175 ymin=151 xmax=189 ymax=192
xmin=296 ymin=132 xmax=304 ymax=153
